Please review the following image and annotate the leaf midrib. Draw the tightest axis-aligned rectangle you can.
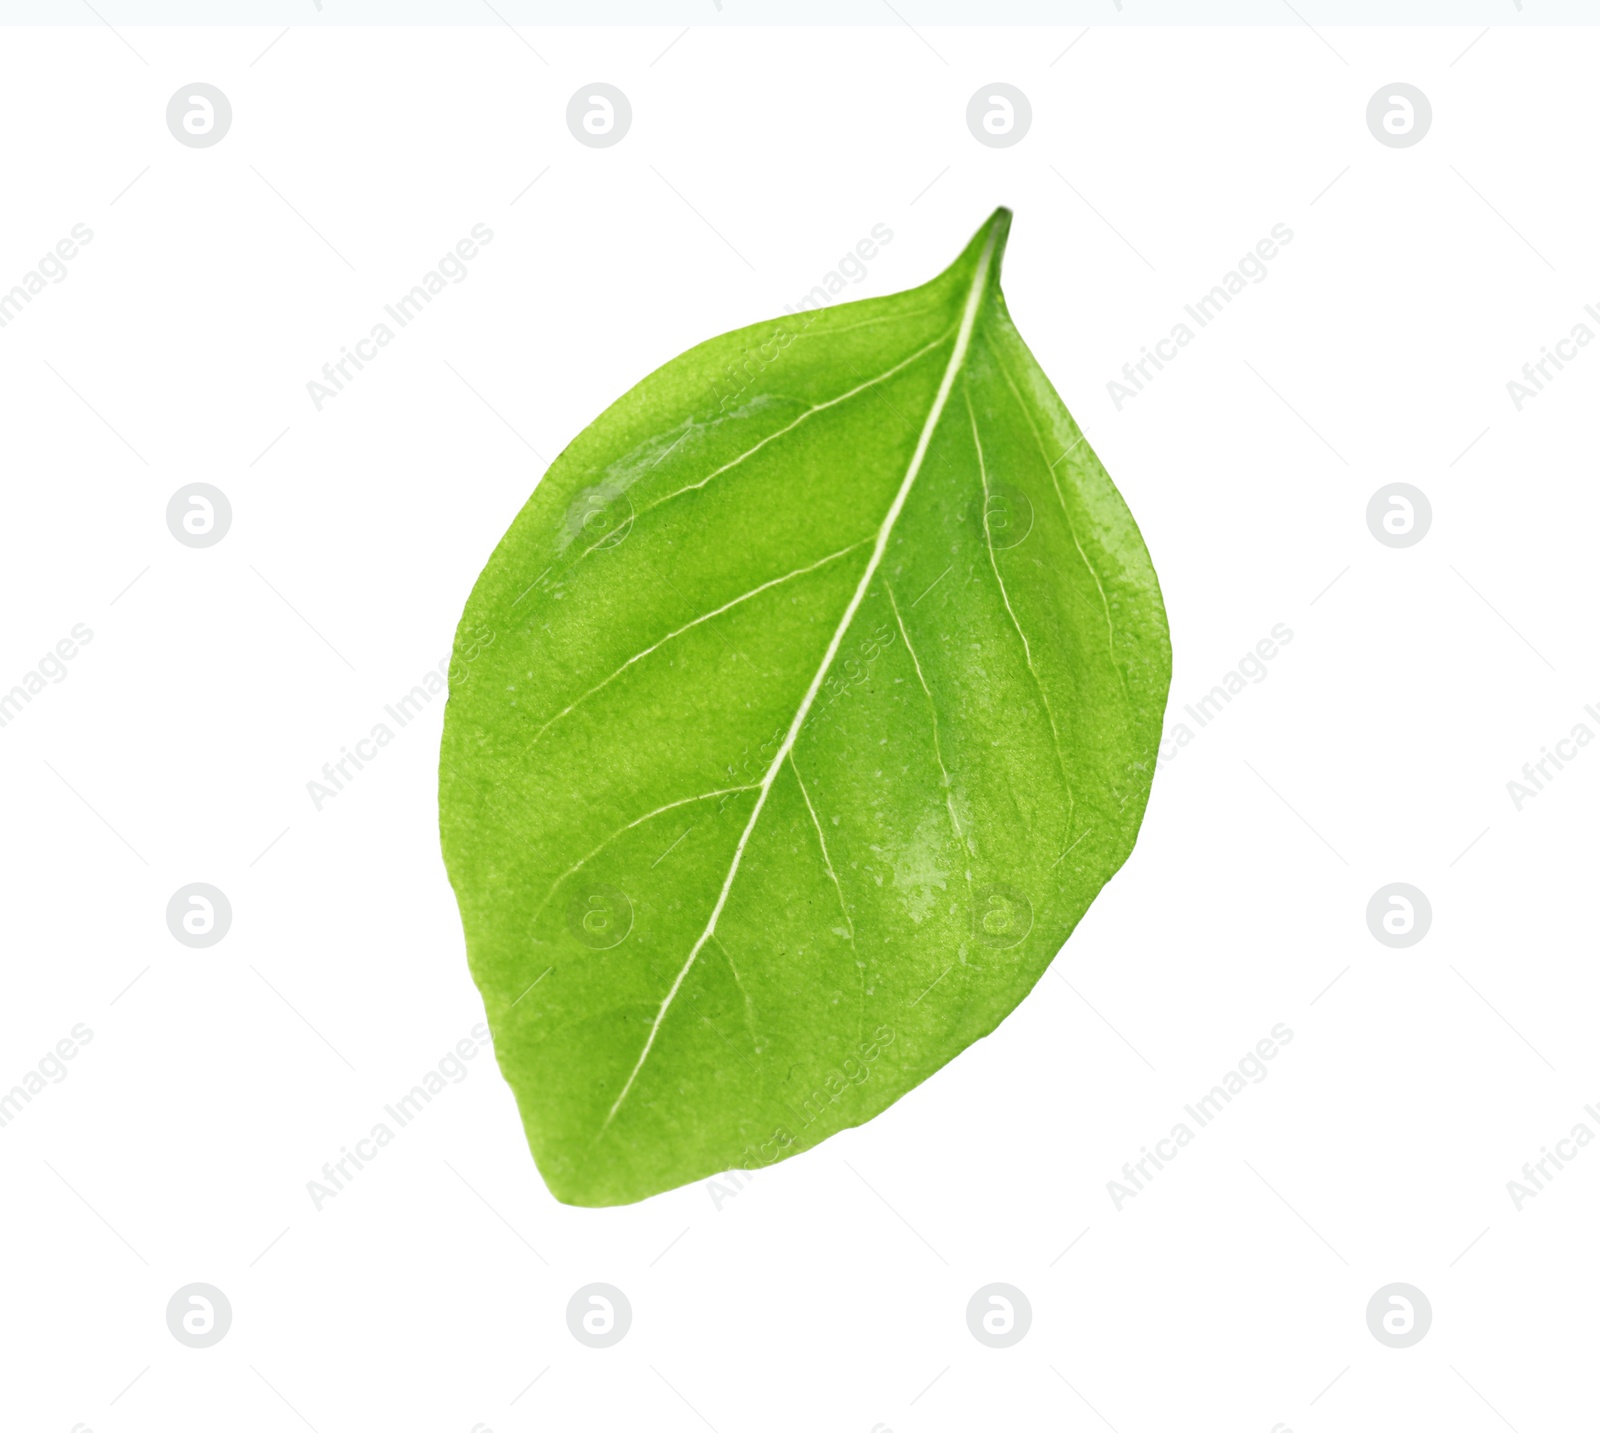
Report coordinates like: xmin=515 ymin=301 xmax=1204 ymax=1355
xmin=598 ymin=221 xmax=1005 ymax=1135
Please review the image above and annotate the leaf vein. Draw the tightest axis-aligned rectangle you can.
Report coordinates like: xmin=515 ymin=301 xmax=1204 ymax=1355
xmin=638 ymin=330 xmax=954 ymax=516
xmin=788 ymin=753 xmax=854 ymax=939
xmin=710 ymin=934 xmax=759 ymax=1047
xmin=885 ymin=583 xmax=967 ymax=855
xmin=532 ymin=784 xmax=757 ymax=928
xmin=600 ymin=221 xmax=1006 ymax=1134
xmin=787 ymin=754 xmax=863 ymax=1043
xmin=965 ymin=381 xmax=1076 ymax=836
xmin=527 ymin=537 xmax=872 ymax=747
xmin=995 ymin=353 xmax=1129 ymax=701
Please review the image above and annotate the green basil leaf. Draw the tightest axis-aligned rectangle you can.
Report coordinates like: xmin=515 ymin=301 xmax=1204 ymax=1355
xmin=439 ymin=208 xmax=1170 ymax=1206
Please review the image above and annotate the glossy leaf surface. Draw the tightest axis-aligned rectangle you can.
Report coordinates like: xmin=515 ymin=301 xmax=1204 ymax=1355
xmin=440 ymin=209 xmax=1170 ymax=1206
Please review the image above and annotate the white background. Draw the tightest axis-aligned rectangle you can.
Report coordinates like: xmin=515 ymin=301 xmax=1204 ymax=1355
xmin=1 ymin=18 xmax=1596 ymax=1433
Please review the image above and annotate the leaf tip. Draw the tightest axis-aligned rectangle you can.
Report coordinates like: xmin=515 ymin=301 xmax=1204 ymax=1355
xmin=948 ymin=207 xmax=1013 ymax=287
